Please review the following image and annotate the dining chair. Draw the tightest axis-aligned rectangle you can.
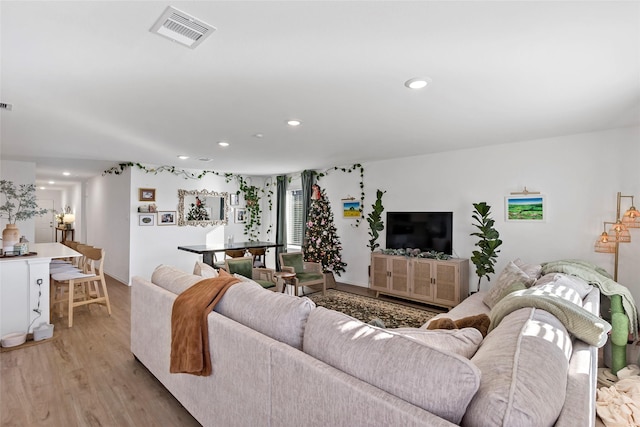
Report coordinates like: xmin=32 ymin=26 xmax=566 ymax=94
xmin=214 ymin=249 xmax=247 ymax=269
xmin=278 ymin=251 xmax=326 ymax=296
xmin=50 ymin=246 xmax=111 ymax=327
xmin=224 ymin=257 xmax=276 ymax=290
xmin=248 ymin=247 xmax=266 ymax=268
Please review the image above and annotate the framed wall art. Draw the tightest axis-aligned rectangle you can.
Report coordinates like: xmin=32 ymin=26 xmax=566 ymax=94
xmin=229 ymin=193 xmax=239 ymax=206
xmin=139 ymin=213 xmax=155 ymax=226
xmin=158 ymin=211 xmax=176 ymax=225
xmin=505 ymin=195 xmax=546 ymax=222
xmin=139 ymin=188 xmax=156 ymax=202
xmin=235 ymin=208 xmax=246 ymax=223
xmin=342 ymin=199 xmax=361 ymax=218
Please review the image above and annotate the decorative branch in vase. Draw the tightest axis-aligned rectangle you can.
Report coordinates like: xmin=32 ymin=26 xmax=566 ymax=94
xmin=0 ymin=180 xmax=49 ymax=252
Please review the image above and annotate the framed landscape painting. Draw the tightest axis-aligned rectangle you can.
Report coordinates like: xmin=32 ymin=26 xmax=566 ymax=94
xmin=505 ymin=195 xmax=546 ymax=222
xmin=342 ymin=200 xmax=361 ymax=218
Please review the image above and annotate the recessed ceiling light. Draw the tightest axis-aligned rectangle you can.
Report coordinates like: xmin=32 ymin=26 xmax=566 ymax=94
xmin=404 ymin=77 xmax=432 ymax=90
xmin=48 ymin=181 xmax=55 ymax=185
xmin=62 ymin=171 xmax=70 ymax=176
xmin=253 ymin=133 xmax=264 ymax=138
xmin=39 ymin=186 xmax=46 ymax=190
xmin=177 ymin=155 xmax=189 ymax=160
xmin=287 ymin=120 xmax=301 ymax=127
xmin=218 ymin=141 xmax=229 ymax=147
xmin=198 ymin=157 xmax=213 ymax=162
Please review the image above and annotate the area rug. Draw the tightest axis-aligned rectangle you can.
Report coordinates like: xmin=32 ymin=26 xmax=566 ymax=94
xmin=306 ymin=289 xmax=441 ymax=328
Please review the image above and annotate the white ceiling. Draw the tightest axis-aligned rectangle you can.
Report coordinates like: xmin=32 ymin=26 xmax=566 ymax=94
xmin=1 ymin=1 xmax=639 ymax=189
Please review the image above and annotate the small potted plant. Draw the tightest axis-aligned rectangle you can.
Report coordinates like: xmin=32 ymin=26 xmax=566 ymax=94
xmin=0 ymin=180 xmax=48 ymax=252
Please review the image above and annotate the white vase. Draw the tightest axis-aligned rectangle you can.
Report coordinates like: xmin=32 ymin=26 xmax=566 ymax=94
xmin=3 ymin=224 xmax=20 ymax=252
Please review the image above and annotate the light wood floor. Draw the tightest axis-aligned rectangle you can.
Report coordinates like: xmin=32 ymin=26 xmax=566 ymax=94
xmin=0 ymin=276 xmax=200 ymax=427
xmin=0 ymin=277 xmax=442 ymax=427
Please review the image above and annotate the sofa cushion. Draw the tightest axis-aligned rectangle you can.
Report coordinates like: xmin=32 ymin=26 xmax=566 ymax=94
xmin=462 ymin=308 xmax=572 ymax=427
xmin=193 ymin=261 xmax=218 ymax=278
xmin=304 ymin=307 xmax=481 ymax=425
xmin=151 ymin=265 xmax=202 ymax=295
xmin=214 ymin=281 xmax=315 ymax=350
xmin=483 ymin=261 xmax=536 ymax=309
xmin=392 ymin=327 xmax=483 ymax=359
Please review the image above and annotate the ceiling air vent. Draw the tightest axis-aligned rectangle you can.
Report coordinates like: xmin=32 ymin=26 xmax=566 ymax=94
xmin=150 ymin=6 xmax=215 ymax=49
xmin=0 ymin=103 xmax=13 ymax=111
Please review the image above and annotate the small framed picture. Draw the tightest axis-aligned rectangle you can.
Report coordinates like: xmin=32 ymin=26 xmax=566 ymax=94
xmin=342 ymin=199 xmax=362 ymax=218
xmin=505 ymin=195 xmax=546 ymax=222
xmin=158 ymin=211 xmax=176 ymax=226
xmin=139 ymin=188 xmax=156 ymax=202
xmin=235 ymin=208 xmax=246 ymax=223
xmin=139 ymin=213 xmax=155 ymax=226
xmin=229 ymin=193 xmax=239 ymax=206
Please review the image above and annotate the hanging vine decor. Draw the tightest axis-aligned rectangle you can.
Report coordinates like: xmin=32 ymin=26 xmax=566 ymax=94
xmin=103 ymin=161 xmax=365 ymax=234
xmin=315 ymin=163 xmax=365 ymax=227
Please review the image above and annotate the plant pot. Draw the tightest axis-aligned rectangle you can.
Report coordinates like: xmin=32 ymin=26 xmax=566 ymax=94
xmin=2 ymin=224 xmax=20 ymax=252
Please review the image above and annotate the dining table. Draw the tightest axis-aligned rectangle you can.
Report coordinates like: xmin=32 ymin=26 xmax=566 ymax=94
xmin=177 ymin=241 xmax=282 ymax=267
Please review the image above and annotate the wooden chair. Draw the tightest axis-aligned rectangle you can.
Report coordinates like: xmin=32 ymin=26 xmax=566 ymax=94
xmin=214 ymin=249 xmax=246 ymax=269
xmin=50 ymin=246 xmax=111 ymax=327
xmin=279 ymin=252 xmax=326 ymax=296
xmin=224 ymin=257 xmax=276 ymax=290
xmin=248 ymin=247 xmax=266 ymax=268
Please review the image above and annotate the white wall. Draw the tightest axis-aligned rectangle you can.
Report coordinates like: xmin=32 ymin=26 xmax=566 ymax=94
xmin=86 ymin=169 xmax=131 ymax=283
xmin=317 ymin=126 xmax=640 ymax=305
xmin=1 ymin=160 xmax=37 ymax=243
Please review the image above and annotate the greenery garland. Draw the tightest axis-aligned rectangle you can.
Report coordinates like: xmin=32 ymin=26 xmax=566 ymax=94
xmin=314 ymin=163 xmax=365 ymax=227
xmin=103 ymin=161 xmax=365 ymax=236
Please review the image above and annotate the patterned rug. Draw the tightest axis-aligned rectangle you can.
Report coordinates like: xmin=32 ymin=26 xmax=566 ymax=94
xmin=306 ymin=289 xmax=441 ymax=328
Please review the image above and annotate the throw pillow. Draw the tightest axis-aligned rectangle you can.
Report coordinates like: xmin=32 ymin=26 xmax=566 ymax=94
xmin=535 ymin=273 xmax=592 ymax=299
xmin=483 ymin=261 xmax=535 ymax=309
xmin=513 ymin=258 xmax=542 ymax=283
xmin=193 ymin=261 xmax=218 ymax=278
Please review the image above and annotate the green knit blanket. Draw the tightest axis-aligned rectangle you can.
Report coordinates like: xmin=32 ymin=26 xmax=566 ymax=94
xmin=541 ymin=259 xmax=638 ymax=340
xmin=489 ymin=288 xmax=612 ymax=347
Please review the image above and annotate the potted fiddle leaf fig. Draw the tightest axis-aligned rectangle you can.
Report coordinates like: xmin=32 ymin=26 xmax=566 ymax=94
xmin=367 ymin=189 xmax=386 ymax=252
xmin=470 ymin=202 xmax=502 ymax=290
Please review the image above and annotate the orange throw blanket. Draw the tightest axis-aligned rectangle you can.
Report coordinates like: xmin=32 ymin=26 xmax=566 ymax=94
xmin=170 ymin=276 xmax=240 ymax=376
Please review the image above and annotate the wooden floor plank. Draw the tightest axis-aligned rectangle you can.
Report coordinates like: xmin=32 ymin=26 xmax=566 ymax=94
xmin=0 ymin=275 xmax=200 ymax=427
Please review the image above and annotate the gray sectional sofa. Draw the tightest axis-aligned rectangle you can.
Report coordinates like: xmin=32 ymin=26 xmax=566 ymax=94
xmin=131 ymin=263 xmax=600 ymax=427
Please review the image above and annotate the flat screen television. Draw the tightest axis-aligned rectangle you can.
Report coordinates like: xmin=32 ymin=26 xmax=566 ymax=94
xmin=385 ymin=212 xmax=453 ymax=254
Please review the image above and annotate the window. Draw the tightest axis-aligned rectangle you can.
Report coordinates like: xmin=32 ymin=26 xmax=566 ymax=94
xmin=286 ymin=189 xmax=304 ymax=248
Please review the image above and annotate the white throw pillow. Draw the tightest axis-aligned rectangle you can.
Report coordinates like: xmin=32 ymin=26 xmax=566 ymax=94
xmin=193 ymin=261 xmax=218 ymax=278
xmin=513 ymin=258 xmax=542 ymax=283
xmin=483 ymin=261 xmax=536 ymax=309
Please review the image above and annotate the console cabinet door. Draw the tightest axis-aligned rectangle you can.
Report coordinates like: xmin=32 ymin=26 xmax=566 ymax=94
xmin=410 ymin=259 xmax=433 ymax=302
xmin=432 ymin=261 xmax=459 ymax=307
xmin=370 ymin=253 xmax=389 ymax=292
xmin=389 ymin=257 xmax=410 ymax=296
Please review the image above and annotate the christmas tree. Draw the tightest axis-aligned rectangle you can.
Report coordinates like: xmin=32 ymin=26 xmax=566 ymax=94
xmin=303 ymin=185 xmax=347 ymax=276
xmin=187 ymin=196 xmax=210 ymax=221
